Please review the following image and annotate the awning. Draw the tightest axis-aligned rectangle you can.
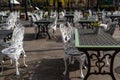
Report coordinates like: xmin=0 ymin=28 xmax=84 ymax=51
xmin=10 ymin=0 xmax=20 ymax=4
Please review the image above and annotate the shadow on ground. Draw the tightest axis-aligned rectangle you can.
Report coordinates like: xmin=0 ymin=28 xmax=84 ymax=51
xmin=24 ymin=33 xmax=35 ymax=41
xmin=25 ymin=48 xmax=63 ymax=53
xmin=4 ymin=58 xmax=81 ymax=80
xmin=24 ymin=32 xmax=63 ymax=42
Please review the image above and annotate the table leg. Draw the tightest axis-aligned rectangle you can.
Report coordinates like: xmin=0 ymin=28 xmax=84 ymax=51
xmin=84 ymin=51 xmax=91 ymax=80
xmin=35 ymin=26 xmax=40 ymax=39
xmin=46 ymin=26 xmax=51 ymax=39
xmin=35 ymin=23 xmax=52 ymax=39
xmin=44 ymin=24 xmax=51 ymax=39
xmin=83 ymin=50 xmax=119 ymax=80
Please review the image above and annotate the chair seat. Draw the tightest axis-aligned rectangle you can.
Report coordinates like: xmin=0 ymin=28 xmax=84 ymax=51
xmin=0 ymin=23 xmax=12 ymax=30
xmin=65 ymin=47 xmax=84 ymax=55
xmin=1 ymin=47 xmax=16 ymax=55
xmin=65 ymin=40 xmax=84 ymax=55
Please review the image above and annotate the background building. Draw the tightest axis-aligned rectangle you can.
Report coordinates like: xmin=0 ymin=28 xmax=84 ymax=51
xmin=0 ymin=0 xmax=120 ymax=11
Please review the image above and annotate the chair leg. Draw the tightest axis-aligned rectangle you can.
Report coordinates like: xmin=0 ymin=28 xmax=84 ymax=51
xmin=22 ymin=50 xmax=28 ymax=67
xmin=79 ymin=60 xmax=84 ymax=79
xmin=71 ymin=56 xmax=75 ymax=64
xmin=63 ymin=54 xmax=69 ymax=75
xmin=0 ymin=62 xmax=3 ymax=75
xmin=76 ymin=56 xmax=84 ymax=79
xmin=68 ymin=56 xmax=72 ymax=64
xmin=34 ymin=26 xmax=38 ymax=39
xmin=68 ymin=56 xmax=74 ymax=64
xmin=83 ymin=64 xmax=87 ymax=70
xmin=10 ymin=59 xmax=13 ymax=65
xmin=53 ymin=30 xmax=57 ymax=40
xmin=0 ymin=56 xmax=5 ymax=75
xmin=15 ymin=60 xmax=20 ymax=75
xmin=23 ymin=56 xmax=28 ymax=67
xmin=50 ymin=29 xmax=56 ymax=40
xmin=83 ymin=58 xmax=88 ymax=70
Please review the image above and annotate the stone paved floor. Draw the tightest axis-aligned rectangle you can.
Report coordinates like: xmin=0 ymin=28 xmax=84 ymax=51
xmin=0 ymin=24 xmax=120 ymax=80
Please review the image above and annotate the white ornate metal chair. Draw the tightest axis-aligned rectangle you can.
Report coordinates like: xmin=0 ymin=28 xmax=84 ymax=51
xmin=74 ymin=10 xmax=83 ymax=27
xmin=96 ymin=21 xmax=118 ymax=66
xmin=48 ymin=15 xmax=58 ymax=39
xmin=50 ymin=10 xmax=57 ymax=18
xmin=0 ymin=12 xmax=17 ymax=30
xmin=1 ymin=23 xmax=27 ymax=75
xmin=60 ymin=22 xmax=86 ymax=78
xmin=33 ymin=13 xmax=41 ymax=21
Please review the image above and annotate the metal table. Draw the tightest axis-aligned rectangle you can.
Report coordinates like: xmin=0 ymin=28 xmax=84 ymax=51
xmin=79 ymin=19 xmax=97 ymax=23
xmin=65 ymin=14 xmax=74 ymax=23
xmin=78 ymin=19 xmax=97 ymax=28
xmin=34 ymin=18 xmax=54 ymax=39
xmin=75 ymin=28 xmax=120 ymax=80
xmin=106 ymin=14 xmax=120 ymax=21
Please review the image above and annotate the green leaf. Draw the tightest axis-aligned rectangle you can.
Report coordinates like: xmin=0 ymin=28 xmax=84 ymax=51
xmin=92 ymin=21 xmax=100 ymax=27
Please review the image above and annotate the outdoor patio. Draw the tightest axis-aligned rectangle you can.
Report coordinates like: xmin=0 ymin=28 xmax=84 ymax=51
xmin=0 ymin=24 xmax=120 ymax=80
xmin=0 ymin=0 xmax=120 ymax=80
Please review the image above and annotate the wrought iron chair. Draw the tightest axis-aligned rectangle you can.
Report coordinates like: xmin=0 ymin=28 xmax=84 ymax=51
xmin=1 ymin=23 xmax=27 ymax=75
xmin=0 ymin=12 xmax=17 ymax=30
xmin=99 ymin=21 xmax=118 ymax=66
xmin=60 ymin=22 xmax=86 ymax=78
xmin=48 ymin=15 xmax=58 ymax=39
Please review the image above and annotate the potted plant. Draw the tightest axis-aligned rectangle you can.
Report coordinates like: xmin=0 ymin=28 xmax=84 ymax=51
xmin=92 ymin=21 xmax=101 ymax=34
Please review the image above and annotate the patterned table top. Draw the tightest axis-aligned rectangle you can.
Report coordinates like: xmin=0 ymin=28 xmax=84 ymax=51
xmin=75 ymin=28 xmax=120 ymax=50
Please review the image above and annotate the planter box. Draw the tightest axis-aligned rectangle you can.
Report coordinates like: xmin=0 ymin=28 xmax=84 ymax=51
xmin=94 ymin=27 xmax=101 ymax=34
